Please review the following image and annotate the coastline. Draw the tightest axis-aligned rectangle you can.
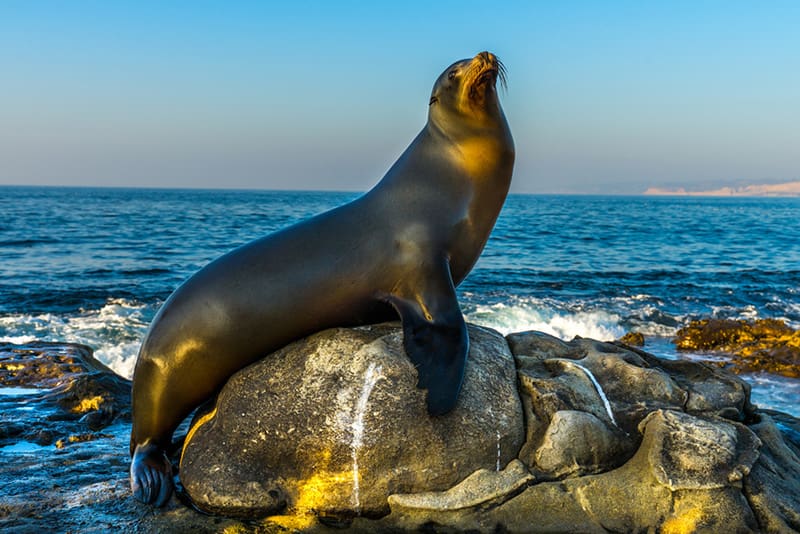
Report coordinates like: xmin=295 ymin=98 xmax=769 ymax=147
xmin=644 ymin=180 xmax=800 ymax=197
xmin=2 ymin=331 xmax=799 ymax=532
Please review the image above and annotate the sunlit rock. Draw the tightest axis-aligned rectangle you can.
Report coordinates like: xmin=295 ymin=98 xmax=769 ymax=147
xmin=675 ymin=318 xmax=800 ymax=378
xmin=3 ymin=330 xmax=799 ymax=533
xmin=178 ymin=323 xmax=525 ymax=519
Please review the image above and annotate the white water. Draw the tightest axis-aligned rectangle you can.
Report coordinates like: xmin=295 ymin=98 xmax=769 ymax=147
xmin=0 ymin=298 xmax=152 ymax=379
xmin=350 ymin=362 xmax=383 ymax=512
xmin=465 ymin=299 xmax=625 ymax=341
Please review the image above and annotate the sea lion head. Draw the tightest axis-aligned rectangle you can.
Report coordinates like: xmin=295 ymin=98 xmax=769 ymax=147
xmin=428 ymin=51 xmax=508 ymax=130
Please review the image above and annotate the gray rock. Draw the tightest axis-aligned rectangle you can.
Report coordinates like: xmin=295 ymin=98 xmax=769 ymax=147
xmin=4 ymin=331 xmax=799 ymax=533
xmin=388 ymin=459 xmax=534 ymax=512
xmin=744 ymin=414 xmax=800 ymax=532
xmin=387 ymin=409 xmax=762 ymax=533
xmin=639 ymin=409 xmax=761 ymax=491
xmin=532 ymin=409 xmax=631 ymax=478
xmin=179 ymin=323 xmax=525 ymax=519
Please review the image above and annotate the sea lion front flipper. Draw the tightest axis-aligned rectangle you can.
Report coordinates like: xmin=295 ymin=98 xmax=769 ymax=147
xmin=388 ymin=258 xmax=469 ymax=416
xmin=130 ymin=442 xmax=173 ymax=506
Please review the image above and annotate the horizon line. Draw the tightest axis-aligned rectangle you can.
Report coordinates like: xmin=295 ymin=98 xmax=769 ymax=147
xmin=3 ymin=183 xmax=800 ymax=198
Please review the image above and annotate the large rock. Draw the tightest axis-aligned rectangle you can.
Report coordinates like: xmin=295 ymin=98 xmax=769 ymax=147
xmin=675 ymin=318 xmax=800 ymax=378
xmin=179 ymin=323 xmax=525 ymax=519
xmin=508 ymin=332 xmax=755 ymax=480
xmin=178 ymin=327 xmax=800 ymax=533
xmin=385 ymin=409 xmax=763 ymax=533
xmin=5 ymin=327 xmax=799 ymax=533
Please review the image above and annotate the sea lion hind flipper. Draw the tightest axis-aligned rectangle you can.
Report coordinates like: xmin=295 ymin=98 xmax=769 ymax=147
xmin=131 ymin=443 xmax=174 ymax=506
xmin=389 ymin=261 xmax=469 ymax=416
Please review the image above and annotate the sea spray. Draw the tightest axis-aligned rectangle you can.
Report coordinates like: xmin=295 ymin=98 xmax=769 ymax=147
xmin=464 ymin=299 xmax=625 ymax=340
xmin=0 ymin=298 xmax=152 ymax=379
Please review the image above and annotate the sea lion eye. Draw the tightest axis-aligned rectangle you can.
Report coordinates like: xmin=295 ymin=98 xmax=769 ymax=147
xmin=448 ymin=70 xmax=457 ymax=80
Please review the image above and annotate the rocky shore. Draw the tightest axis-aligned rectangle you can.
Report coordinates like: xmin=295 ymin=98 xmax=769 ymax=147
xmin=1 ymin=324 xmax=799 ymax=533
xmin=675 ymin=318 xmax=800 ymax=378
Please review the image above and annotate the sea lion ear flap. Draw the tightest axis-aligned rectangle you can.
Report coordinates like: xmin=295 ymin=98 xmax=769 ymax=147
xmin=429 ymin=95 xmax=439 ymax=106
xmin=386 ymin=259 xmax=469 ymax=416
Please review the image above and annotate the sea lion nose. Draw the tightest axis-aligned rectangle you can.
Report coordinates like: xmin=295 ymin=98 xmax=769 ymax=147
xmin=476 ymin=51 xmax=496 ymax=66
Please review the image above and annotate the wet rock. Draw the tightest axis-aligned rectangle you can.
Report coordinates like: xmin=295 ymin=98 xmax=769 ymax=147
xmin=179 ymin=323 xmax=525 ymax=519
xmin=744 ymin=414 xmax=800 ymax=532
xmin=0 ymin=343 xmax=131 ymax=450
xmin=0 ymin=343 xmax=261 ymax=534
xmin=675 ymin=318 xmax=800 ymax=378
xmin=618 ymin=331 xmax=645 ymax=346
xmin=3 ymin=333 xmax=800 ymax=533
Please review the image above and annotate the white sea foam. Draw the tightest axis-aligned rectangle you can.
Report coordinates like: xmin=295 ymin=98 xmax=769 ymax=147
xmin=0 ymin=298 xmax=154 ymax=379
xmin=465 ymin=300 xmax=625 ymax=341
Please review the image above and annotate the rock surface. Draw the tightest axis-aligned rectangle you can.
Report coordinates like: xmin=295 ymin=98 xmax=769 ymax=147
xmin=2 ymin=328 xmax=800 ymax=533
xmin=179 ymin=323 xmax=525 ymax=519
xmin=675 ymin=318 xmax=800 ymax=378
xmin=0 ymin=343 xmax=245 ymax=533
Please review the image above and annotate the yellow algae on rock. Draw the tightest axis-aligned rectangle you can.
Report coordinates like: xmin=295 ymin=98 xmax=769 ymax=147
xmin=674 ymin=318 xmax=800 ymax=378
xmin=662 ymin=507 xmax=704 ymax=534
xmin=71 ymin=395 xmax=104 ymax=413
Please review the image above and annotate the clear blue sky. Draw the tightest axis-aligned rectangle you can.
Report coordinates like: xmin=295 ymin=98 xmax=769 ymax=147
xmin=1 ymin=1 xmax=798 ymax=193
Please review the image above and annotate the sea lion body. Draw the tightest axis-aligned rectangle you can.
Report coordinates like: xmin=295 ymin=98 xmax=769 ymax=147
xmin=130 ymin=51 xmax=514 ymax=507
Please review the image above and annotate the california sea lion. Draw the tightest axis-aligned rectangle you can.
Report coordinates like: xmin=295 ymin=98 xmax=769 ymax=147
xmin=130 ymin=51 xmax=514 ymax=506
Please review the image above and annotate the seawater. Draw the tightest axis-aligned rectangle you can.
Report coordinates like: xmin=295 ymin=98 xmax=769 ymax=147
xmin=1 ymin=187 xmax=798 ymax=414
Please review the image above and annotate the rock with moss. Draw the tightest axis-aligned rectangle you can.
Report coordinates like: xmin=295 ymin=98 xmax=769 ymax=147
xmin=674 ymin=318 xmax=800 ymax=378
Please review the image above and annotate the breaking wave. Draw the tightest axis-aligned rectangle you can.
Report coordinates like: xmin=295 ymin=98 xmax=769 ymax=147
xmin=0 ymin=298 xmax=155 ymax=379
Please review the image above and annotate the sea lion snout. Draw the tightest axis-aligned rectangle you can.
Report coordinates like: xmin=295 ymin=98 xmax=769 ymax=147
xmin=475 ymin=51 xmax=496 ymax=65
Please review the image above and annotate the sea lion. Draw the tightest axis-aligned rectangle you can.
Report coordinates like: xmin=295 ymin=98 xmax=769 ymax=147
xmin=130 ymin=51 xmax=514 ymax=506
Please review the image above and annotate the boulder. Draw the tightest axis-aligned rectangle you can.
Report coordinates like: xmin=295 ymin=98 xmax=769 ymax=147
xmin=385 ymin=409 xmax=764 ymax=533
xmin=179 ymin=323 xmax=526 ymax=519
xmin=178 ymin=327 xmax=800 ymax=533
xmin=675 ymin=318 xmax=800 ymax=378
xmin=510 ymin=332 xmax=758 ymax=475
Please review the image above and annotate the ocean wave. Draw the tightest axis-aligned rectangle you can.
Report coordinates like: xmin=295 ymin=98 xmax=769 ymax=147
xmin=463 ymin=298 xmax=626 ymax=341
xmin=0 ymin=298 xmax=155 ymax=379
xmin=0 ymin=238 xmax=60 ymax=247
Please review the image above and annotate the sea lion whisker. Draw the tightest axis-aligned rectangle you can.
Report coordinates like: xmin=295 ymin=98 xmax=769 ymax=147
xmin=496 ymin=59 xmax=508 ymax=91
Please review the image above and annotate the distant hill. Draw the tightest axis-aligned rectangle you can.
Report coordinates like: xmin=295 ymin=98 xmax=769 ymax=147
xmin=643 ymin=181 xmax=800 ymax=197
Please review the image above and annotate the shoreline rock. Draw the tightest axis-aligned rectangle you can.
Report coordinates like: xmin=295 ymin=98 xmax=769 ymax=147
xmin=179 ymin=324 xmax=525 ymax=519
xmin=2 ymin=326 xmax=799 ymax=533
xmin=674 ymin=318 xmax=800 ymax=378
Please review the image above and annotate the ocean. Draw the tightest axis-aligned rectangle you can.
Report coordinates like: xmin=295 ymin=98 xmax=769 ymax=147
xmin=1 ymin=186 xmax=798 ymax=415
